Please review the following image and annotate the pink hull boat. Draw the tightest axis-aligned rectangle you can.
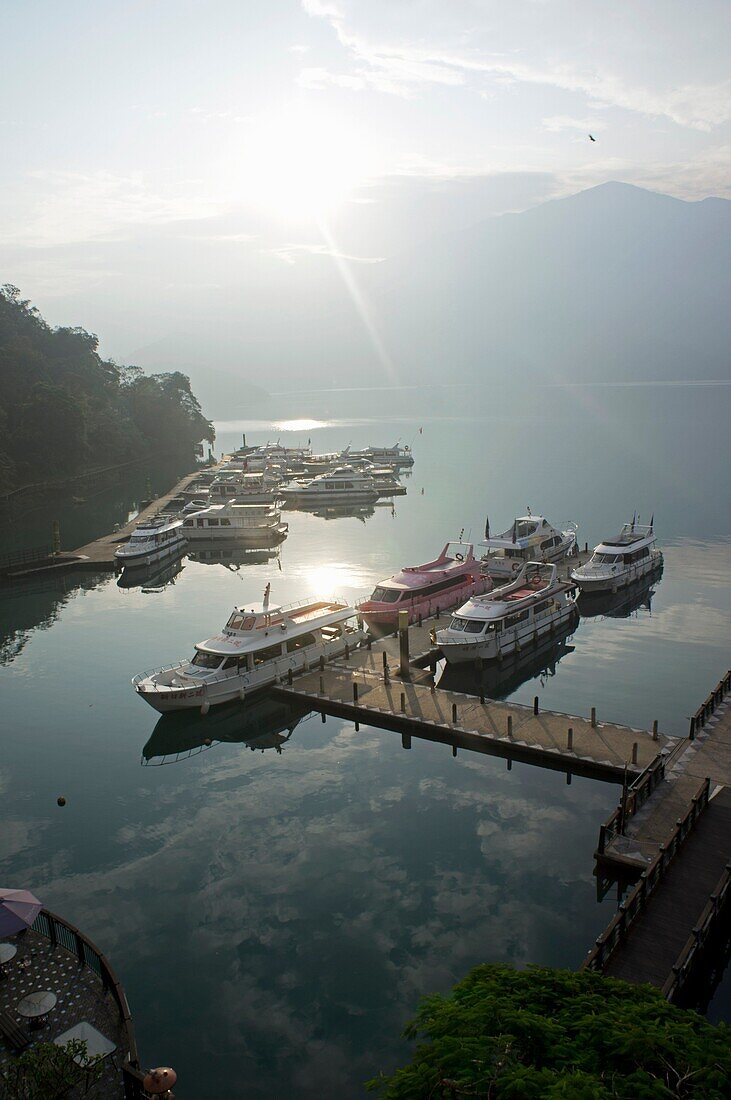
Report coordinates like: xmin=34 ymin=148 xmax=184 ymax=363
xmin=360 ymin=543 xmax=492 ymax=627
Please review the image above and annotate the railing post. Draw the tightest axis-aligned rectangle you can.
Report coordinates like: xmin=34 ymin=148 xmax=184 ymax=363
xmin=74 ymin=932 xmax=85 ymax=965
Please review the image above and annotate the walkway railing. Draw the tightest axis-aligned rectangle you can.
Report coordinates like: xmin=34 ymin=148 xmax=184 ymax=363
xmin=31 ymin=908 xmax=143 ymax=1097
xmin=0 ymin=545 xmax=52 ymax=573
xmin=597 ymin=751 xmax=666 ymax=854
xmin=583 ymin=776 xmax=711 ymax=975
xmin=689 ymin=670 xmax=731 ymax=738
xmin=663 ymin=861 xmax=731 ymax=1001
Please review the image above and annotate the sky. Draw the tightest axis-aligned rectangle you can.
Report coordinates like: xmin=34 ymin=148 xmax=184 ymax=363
xmin=1 ymin=0 xmax=730 ymax=375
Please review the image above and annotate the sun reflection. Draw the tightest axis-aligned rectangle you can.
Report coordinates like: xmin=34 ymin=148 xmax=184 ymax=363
xmin=306 ymin=563 xmax=369 ymax=599
xmin=274 ymin=419 xmax=331 ymax=433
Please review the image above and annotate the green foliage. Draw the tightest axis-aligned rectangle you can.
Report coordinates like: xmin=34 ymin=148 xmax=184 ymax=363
xmin=0 ymin=284 xmax=215 ymax=488
xmin=3 ymin=1039 xmax=104 ymax=1099
xmin=367 ymin=965 xmax=730 ymax=1099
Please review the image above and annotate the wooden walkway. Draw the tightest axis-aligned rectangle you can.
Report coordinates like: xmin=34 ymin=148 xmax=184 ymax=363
xmin=6 ymin=469 xmax=204 ymax=577
xmin=277 ymin=662 xmax=667 ymax=782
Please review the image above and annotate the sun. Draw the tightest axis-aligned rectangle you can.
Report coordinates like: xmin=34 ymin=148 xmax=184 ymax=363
xmin=238 ymin=105 xmax=371 ymax=220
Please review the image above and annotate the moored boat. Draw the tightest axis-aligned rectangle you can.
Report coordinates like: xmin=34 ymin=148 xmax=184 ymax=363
xmin=114 ymin=516 xmax=187 ymax=570
xmin=480 ymin=513 xmax=577 ymax=580
xmin=571 ymin=519 xmax=662 ymax=594
xmin=280 ymin=465 xmax=379 ymax=507
xmin=436 ymin=562 xmax=578 ymax=664
xmin=182 ymin=502 xmax=288 ymax=546
xmin=359 ymin=542 xmax=491 ymax=627
xmin=132 ymin=588 xmax=365 ymax=713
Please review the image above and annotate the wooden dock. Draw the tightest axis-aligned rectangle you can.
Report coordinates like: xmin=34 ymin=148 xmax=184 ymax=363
xmin=5 ymin=469 xmax=206 ymax=577
xmin=275 ymin=619 xmax=668 ymax=781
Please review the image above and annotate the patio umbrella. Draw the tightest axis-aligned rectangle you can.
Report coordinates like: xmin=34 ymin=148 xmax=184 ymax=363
xmin=0 ymin=888 xmax=42 ymax=936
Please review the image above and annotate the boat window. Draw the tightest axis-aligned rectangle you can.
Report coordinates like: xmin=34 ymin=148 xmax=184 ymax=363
xmin=593 ymin=553 xmax=618 ymax=564
xmin=183 ymin=520 xmax=192 ymax=527
xmin=485 ymin=620 xmax=503 ymax=633
xmin=221 ymin=519 xmax=231 ymax=526
xmin=222 ymin=656 xmax=240 ymax=670
xmin=464 ymin=620 xmax=485 ymax=634
xmin=540 ymin=538 xmax=554 ymax=550
xmin=227 ymin=613 xmax=245 ymax=630
xmin=208 ymin=518 xmax=219 ymax=527
xmin=253 ymin=643 xmax=284 ymax=665
xmin=196 ymin=519 xmax=205 ymax=527
xmin=450 ymin=617 xmax=468 ymax=631
xmin=506 ymin=610 xmax=530 ymax=626
xmin=372 ymin=586 xmax=401 ymax=603
xmin=191 ymin=652 xmax=222 ymax=669
xmin=286 ymin=632 xmax=317 ymax=652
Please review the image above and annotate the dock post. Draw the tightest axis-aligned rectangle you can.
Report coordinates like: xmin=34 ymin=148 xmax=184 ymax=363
xmin=632 ymin=742 xmax=638 ymax=765
xmin=567 ymin=727 xmax=573 ymax=750
xmin=398 ymin=610 xmax=410 ymax=678
xmin=689 ymin=715 xmax=696 ymax=740
xmin=652 ymin=719 xmax=658 ymax=741
xmin=382 ymin=650 xmax=390 ymax=685
xmin=353 ymin=683 xmax=358 ymax=704
xmin=400 ymin=692 xmax=406 ymax=713
xmin=452 ymin=745 xmax=457 ymax=758
xmin=319 ymin=655 xmax=325 ymax=673
xmin=591 ymin=706 xmax=597 ymax=728
xmin=345 ymin=643 xmax=350 ymax=662
xmin=533 ymin=696 xmax=539 ymax=715
xmin=452 ymin=702 xmax=458 ymax=725
xmin=288 ymin=668 xmax=293 ymax=686
xmin=319 ymin=675 xmax=325 ymax=695
xmin=367 ymin=635 xmax=372 ymax=651
xmin=507 ymin=715 xmax=513 ymax=738
xmin=401 ymin=733 xmax=411 ymax=750
xmin=52 ymin=519 xmax=61 ymax=556
xmin=476 ymin=657 xmax=485 ymax=703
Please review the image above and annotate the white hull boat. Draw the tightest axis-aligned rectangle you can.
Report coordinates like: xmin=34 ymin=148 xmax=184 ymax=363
xmin=480 ymin=513 xmax=577 ymax=581
xmin=571 ymin=520 xmax=662 ymax=594
xmin=281 ymin=465 xmax=380 ymax=507
xmin=182 ymin=502 xmax=288 ymax=545
xmin=436 ymin=562 xmax=578 ymax=664
xmin=114 ymin=517 xmax=187 ymax=570
xmin=133 ymin=590 xmax=365 ymax=713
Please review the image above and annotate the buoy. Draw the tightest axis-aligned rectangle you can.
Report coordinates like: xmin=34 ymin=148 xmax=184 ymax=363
xmin=57 ymin=796 xmax=66 ymax=807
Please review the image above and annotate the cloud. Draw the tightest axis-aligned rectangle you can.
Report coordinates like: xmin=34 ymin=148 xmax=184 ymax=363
xmin=300 ymin=1 xmax=731 ymax=129
xmin=542 ymin=116 xmax=607 ymax=134
xmin=265 ymin=242 xmax=385 ymax=265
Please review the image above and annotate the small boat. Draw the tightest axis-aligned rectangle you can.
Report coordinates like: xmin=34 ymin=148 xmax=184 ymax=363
xmin=347 ymin=443 xmax=414 ymax=469
xmin=577 ymin=562 xmax=663 ymax=619
xmin=132 ymin=588 xmax=365 ymax=713
xmin=280 ymin=465 xmax=380 ymax=507
xmin=436 ymin=562 xmax=578 ymax=664
xmin=359 ymin=542 xmax=491 ymax=627
xmin=181 ymin=502 xmax=288 ymax=546
xmin=480 ymin=513 xmax=577 ymax=580
xmin=114 ymin=516 xmax=187 ymax=570
xmin=208 ymin=472 xmax=278 ymax=506
xmin=571 ymin=519 xmax=662 ymax=594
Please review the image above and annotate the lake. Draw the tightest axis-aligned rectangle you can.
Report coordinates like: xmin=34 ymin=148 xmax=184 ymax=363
xmin=1 ymin=381 xmax=730 ymax=1097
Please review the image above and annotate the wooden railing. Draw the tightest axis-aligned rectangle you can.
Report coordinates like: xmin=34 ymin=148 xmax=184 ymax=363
xmin=583 ymin=776 xmax=711 ymax=974
xmin=689 ymin=670 xmax=731 ymax=738
xmin=0 ymin=545 xmax=52 ymax=573
xmin=597 ymin=751 xmax=666 ymax=855
xmin=31 ymin=908 xmax=143 ymax=1097
xmin=663 ymin=861 xmax=731 ymax=1001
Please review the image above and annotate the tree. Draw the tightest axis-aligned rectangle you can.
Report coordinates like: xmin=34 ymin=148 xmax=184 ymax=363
xmin=2 ymin=1039 xmax=104 ymax=1099
xmin=367 ymin=965 xmax=731 ymax=1099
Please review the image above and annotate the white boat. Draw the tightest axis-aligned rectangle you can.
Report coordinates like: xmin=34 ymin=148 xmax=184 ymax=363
xmin=132 ymin=588 xmax=365 ymax=713
xmin=280 ymin=465 xmax=380 ymax=506
xmin=436 ymin=562 xmax=578 ymax=664
xmin=348 ymin=444 xmax=414 ymax=469
xmin=570 ymin=519 xmax=662 ymax=594
xmin=208 ymin=473 xmax=278 ymax=506
xmin=114 ymin=516 xmax=187 ymax=569
xmin=480 ymin=513 xmax=577 ymax=580
xmin=182 ymin=502 xmax=288 ymax=546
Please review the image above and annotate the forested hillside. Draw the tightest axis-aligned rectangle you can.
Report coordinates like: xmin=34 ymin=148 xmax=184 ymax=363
xmin=0 ymin=285 xmax=214 ymax=490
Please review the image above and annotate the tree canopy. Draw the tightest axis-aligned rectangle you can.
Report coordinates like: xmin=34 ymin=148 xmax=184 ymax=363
xmin=0 ymin=285 xmax=214 ymax=489
xmin=368 ymin=964 xmax=730 ymax=1099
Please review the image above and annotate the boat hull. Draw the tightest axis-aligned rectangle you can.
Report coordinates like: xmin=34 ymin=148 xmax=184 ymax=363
xmin=115 ymin=534 xmax=188 ymax=570
xmin=134 ymin=631 xmax=365 ymax=713
xmin=183 ymin=524 xmax=288 ymax=547
xmin=483 ymin=537 xmax=576 ymax=580
xmin=438 ymin=603 xmax=579 ymax=665
xmin=360 ymin=577 xmax=492 ymax=628
xmin=571 ymin=551 xmax=663 ymax=594
xmin=283 ymin=490 xmax=379 ymax=506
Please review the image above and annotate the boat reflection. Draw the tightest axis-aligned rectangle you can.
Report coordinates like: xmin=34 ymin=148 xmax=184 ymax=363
xmin=438 ymin=620 xmax=577 ymax=700
xmin=116 ymin=553 xmax=186 ymax=590
xmin=293 ymin=503 xmax=377 ymax=523
xmin=185 ymin=540 xmax=282 ymax=568
xmin=142 ymin=695 xmax=314 ymax=765
xmin=577 ymin=563 xmax=663 ymax=619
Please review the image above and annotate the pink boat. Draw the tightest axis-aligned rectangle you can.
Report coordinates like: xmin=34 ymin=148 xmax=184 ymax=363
xmin=360 ymin=543 xmax=492 ymax=627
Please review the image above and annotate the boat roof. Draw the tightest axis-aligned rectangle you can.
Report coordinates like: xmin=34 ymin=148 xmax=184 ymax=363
xmin=376 ymin=543 xmax=476 ymax=591
xmin=452 ymin=564 xmax=565 ymax=619
xmin=134 ymin=516 xmax=184 ymax=533
xmin=481 ymin=516 xmax=564 ymax=550
xmin=185 ymin=502 xmax=275 ymax=517
xmin=195 ymin=599 xmax=354 ymax=655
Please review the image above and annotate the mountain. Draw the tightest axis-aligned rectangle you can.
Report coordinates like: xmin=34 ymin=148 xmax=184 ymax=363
xmin=371 ymin=182 xmax=731 ymax=385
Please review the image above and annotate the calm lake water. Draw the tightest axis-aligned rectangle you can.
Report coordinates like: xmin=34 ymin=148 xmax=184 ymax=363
xmin=1 ymin=383 xmax=730 ymax=1096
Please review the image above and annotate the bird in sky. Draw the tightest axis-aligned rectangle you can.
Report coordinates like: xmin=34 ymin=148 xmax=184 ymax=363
xmin=588 ymin=133 xmax=596 ymax=142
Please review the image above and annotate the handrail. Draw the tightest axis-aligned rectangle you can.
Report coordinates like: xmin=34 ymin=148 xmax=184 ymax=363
xmin=583 ymin=776 xmax=711 ymax=975
xmin=688 ymin=669 xmax=731 ymax=738
xmin=30 ymin=907 xmax=140 ymax=1080
xmin=662 ymin=862 xmax=731 ymax=1001
xmin=597 ymin=751 xmax=666 ymax=854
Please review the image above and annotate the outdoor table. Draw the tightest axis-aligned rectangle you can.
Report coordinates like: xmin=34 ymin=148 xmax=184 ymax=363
xmin=17 ymin=989 xmax=57 ymax=1028
xmin=54 ymin=1021 xmax=116 ymax=1064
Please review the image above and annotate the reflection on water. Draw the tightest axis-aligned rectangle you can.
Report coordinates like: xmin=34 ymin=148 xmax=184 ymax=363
xmin=577 ymin=565 xmax=663 ymax=619
xmin=117 ymin=554 xmax=187 ymax=591
xmin=439 ymin=621 xmax=577 ymax=700
xmin=143 ymin=696 xmax=314 ymax=764
xmin=185 ymin=541 xmax=283 ymax=569
xmin=1 ymin=392 xmax=730 ymax=1096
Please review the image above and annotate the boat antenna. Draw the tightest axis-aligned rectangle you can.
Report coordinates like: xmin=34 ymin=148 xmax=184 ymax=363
xmin=263 ymin=583 xmax=271 ymax=610
xmin=649 ymin=513 xmax=654 ymax=529
xmin=459 ymin=528 xmax=464 ymax=542
xmin=526 ymin=505 xmax=532 ymax=516
xmin=485 ymin=514 xmax=490 ymax=540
